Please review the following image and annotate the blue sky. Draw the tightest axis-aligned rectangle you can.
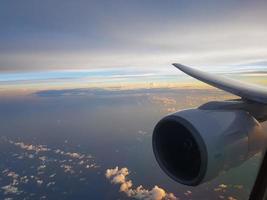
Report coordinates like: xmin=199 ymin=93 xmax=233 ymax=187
xmin=0 ymin=1 xmax=267 ymax=72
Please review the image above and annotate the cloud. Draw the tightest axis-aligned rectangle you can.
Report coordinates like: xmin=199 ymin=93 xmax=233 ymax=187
xmin=1 ymin=1 xmax=267 ymax=71
xmin=46 ymin=182 xmax=56 ymax=187
xmin=11 ymin=141 xmax=50 ymax=153
xmin=7 ymin=138 xmax=100 ymax=183
xmin=105 ymin=167 xmax=178 ymax=200
xmin=1 ymin=185 xmax=21 ymax=195
xmin=65 ymin=152 xmax=85 ymax=159
xmin=1 ymin=137 xmax=246 ymax=199
xmin=60 ymin=164 xmax=74 ymax=174
xmin=1 ymin=169 xmax=22 ymax=195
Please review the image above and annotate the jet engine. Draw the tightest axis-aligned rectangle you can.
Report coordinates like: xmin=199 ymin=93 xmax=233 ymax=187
xmin=152 ymin=108 xmax=266 ymax=186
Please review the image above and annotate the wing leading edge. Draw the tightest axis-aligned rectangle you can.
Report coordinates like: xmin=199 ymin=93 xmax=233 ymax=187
xmin=173 ymin=63 xmax=267 ymax=104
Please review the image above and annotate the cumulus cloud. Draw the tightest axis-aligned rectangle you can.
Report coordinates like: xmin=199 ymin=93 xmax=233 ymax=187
xmin=1 ymin=169 xmax=22 ymax=195
xmin=46 ymin=181 xmax=56 ymax=187
xmin=0 ymin=137 xmax=104 ymax=200
xmin=37 ymin=165 xmax=46 ymax=171
xmin=9 ymin=139 xmax=99 ymax=171
xmin=105 ymin=167 xmax=177 ymax=200
xmin=60 ymin=164 xmax=74 ymax=174
xmin=65 ymin=152 xmax=84 ymax=159
xmin=36 ymin=179 xmax=44 ymax=186
xmin=1 ymin=185 xmax=21 ymax=195
xmin=10 ymin=141 xmax=50 ymax=153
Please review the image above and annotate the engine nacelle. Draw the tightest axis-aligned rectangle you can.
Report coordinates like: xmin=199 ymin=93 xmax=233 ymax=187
xmin=152 ymin=108 xmax=266 ymax=186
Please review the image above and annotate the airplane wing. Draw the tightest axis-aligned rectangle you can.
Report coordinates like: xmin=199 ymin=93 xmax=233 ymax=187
xmin=173 ymin=63 xmax=267 ymax=105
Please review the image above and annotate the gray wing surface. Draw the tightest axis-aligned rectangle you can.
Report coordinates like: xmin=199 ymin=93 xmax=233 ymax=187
xmin=173 ymin=63 xmax=267 ymax=104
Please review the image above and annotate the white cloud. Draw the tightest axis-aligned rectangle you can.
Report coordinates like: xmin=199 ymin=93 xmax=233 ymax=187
xmin=37 ymin=179 xmax=44 ymax=186
xmin=65 ymin=152 xmax=84 ymax=159
xmin=106 ymin=167 xmax=178 ymax=200
xmin=37 ymin=165 xmax=46 ymax=171
xmin=60 ymin=164 xmax=74 ymax=174
xmin=46 ymin=182 xmax=56 ymax=187
xmin=11 ymin=141 xmax=50 ymax=153
xmin=1 ymin=185 xmax=21 ymax=195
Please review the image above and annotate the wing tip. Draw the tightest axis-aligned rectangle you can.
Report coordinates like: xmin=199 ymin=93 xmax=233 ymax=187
xmin=172 ymin=63 xmax=181 ymax=67
xmin=172 ymin=63 xmax=188 ymax=72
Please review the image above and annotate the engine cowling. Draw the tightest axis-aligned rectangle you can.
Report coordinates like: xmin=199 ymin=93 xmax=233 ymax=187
xmin=152 ymin=108 xmax=266 ymax=186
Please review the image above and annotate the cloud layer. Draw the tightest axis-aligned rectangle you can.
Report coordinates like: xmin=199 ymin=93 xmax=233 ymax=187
xmin=0 ymin=135 xmax=248 ymax=199
xmin=0 ymin=1 xmax=267 ymax=71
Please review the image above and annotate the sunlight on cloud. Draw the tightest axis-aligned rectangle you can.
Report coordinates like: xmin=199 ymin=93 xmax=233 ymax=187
xmin=106 ymin=167 xmax=177 ymax=200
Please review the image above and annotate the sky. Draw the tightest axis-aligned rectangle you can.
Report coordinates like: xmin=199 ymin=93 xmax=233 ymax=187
xmin=1 ymin=0 xmax=267 ymax=72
